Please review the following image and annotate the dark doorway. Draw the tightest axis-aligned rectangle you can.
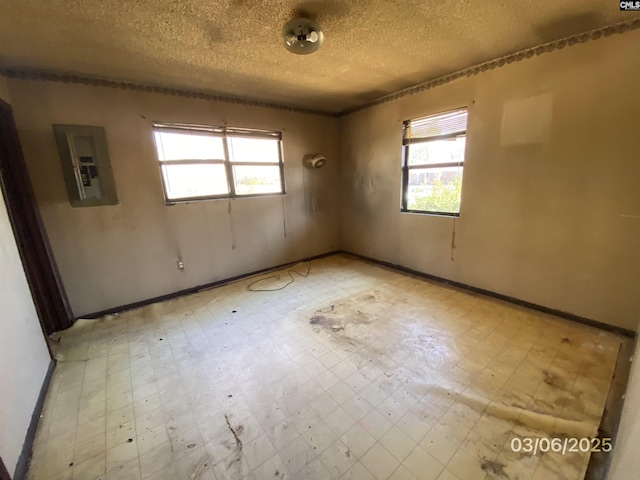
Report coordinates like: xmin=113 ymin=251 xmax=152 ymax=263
xmin=0 ymin=455 xmax=10 ymax=480
xmin=0 ymin=99 xmax=72 ymax=335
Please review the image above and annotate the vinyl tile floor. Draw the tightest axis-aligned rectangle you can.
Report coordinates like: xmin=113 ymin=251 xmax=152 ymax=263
xmin=26 ymin=254 xmax=623 ymax=480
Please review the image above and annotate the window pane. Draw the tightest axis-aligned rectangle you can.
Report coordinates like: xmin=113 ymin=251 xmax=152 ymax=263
xmin=407 ymin=166 xmax=463 ymax=213
xmin=233 ymin=165 xmax=282 ymax=195
xmin=154 ymin=131 xmax=224 ymax=161
xmin=228 ymin=136 xmax=280 ymax=163
xmin=407 ymin=136 xmax=466 ymax=166
xmin=162 ymin=164 xmax=228 ymax=200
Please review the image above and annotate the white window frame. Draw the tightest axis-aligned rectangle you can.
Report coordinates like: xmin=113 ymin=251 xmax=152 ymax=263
xmin=152 ymin=122 xmax=286 ymax=203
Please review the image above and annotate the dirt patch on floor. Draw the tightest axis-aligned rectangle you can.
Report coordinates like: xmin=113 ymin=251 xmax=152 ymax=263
xmin=542 ymin=370 xmax=565 ymax=388
xmin=307 ymin=295 xmax=388 ymax=363
xmin=481 ymin=458 xmax=509 ymax=478
xmin=310 ymin=315 xmax=344 ymax=332
xmin=309 ymin=302 xmax=372 ymax=333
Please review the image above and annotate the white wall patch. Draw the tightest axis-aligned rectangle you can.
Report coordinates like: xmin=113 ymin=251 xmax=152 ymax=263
xmin=501 ymin=94 xmax=553 ymax=145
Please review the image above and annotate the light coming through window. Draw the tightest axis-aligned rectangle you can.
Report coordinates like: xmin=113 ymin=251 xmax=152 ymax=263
xmin=152 ymin=123 xmax=285 ymax=203
xmin=401 ymin=108 xmax=468 ymax=216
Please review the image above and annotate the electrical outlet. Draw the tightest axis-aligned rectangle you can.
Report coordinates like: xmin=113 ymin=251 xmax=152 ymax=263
xmin=177 ymin=260 xmax=185 ymax=270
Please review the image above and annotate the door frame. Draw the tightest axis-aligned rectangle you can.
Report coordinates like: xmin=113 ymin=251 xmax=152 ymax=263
xmin=0 ymin=98 xmax=72 ymax=336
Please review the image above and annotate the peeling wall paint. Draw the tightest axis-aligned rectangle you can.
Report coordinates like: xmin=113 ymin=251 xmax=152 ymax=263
xmin=7 ymin=81 xmax=340 ymax=317
xmin=339 ymin=29 xmax=640 ymax=331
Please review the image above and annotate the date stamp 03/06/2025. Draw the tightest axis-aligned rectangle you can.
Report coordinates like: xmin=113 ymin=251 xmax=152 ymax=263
xmin=510 ymin=437 xmax=613 ymax=456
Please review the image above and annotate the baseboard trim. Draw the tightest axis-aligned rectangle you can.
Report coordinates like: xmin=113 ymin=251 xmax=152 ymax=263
xmin=341 ymin=251 xmax=636 ymax=338
xmin=79 ymin=250 xmax=340 ymax=320
xmin=13 ymin=359 xmax=56 ymax=480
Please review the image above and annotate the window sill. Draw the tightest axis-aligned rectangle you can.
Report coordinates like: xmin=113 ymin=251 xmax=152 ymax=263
xmin=166 ymin=192 xmax=286 ymax=205
xmin=400 ymin=209 xmax=460 ymax=218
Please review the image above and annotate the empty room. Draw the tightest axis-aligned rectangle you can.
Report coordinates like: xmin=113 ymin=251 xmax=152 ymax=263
xmin=1 ymin=1 xmax=639 ymax=480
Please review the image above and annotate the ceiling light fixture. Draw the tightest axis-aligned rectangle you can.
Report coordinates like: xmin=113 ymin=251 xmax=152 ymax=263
xmin=282 ymin=18 xmax=324 ymax=55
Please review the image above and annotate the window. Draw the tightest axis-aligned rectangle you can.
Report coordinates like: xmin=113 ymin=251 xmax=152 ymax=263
xmin=152 ymin=123 xmax=285 ymax=202
xmin=401 ymin=108 xmax=468 ymax=216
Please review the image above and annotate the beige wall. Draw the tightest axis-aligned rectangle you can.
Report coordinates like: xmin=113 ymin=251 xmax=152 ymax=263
xmin=0 ymin=181 xmax=51 ymax=475
xmin=8 ymin=81 xmax=340 ymax=317
xmin=340 ymin=29 xmax=640 ymax=331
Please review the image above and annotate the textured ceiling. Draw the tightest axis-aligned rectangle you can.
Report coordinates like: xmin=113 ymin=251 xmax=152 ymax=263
xmin=0 ymin=0 xmax=637 ymax=113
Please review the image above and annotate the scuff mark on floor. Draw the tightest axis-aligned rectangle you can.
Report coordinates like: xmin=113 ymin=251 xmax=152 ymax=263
xmin=190 ymin=458 xmax=211 ymax=480
xmin=224 ymin=414 xmax=243 ymax=448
